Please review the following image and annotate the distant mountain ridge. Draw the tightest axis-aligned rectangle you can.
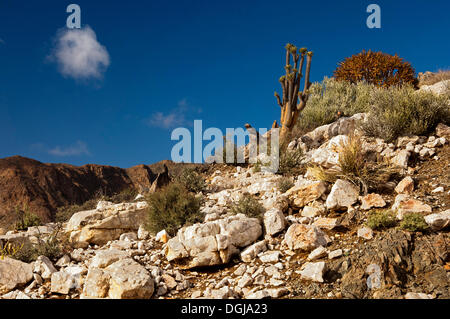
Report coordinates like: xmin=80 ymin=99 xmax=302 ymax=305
xmin=0 ymin=156 xmax=199 ymax=225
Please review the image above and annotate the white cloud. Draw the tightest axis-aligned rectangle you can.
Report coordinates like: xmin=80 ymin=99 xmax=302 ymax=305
xmin=47 ymin=141 xmax=91 ymax=157
xmin=148 ymin=111 xmax=185 ymax=129
xmin=51 ymin=26 xmax=110 ymax=80
xmin=146 ymin=99 xmax=202 ymax=129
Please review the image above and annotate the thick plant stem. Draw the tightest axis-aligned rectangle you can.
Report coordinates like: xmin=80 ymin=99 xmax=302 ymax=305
xmin=274 ymin=44 xmax=313 ymax=143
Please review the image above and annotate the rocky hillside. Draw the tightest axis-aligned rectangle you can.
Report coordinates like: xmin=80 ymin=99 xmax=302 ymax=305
xmin=0 ymin=78 xmax=449 ymax=300
xmin=0 ymin=156 xmax=202 ymax=226
xmin=1 ymin=115 xmax=449 ymax=300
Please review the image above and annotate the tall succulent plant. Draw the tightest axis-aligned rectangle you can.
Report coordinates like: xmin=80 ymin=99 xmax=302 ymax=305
xmin=274 ymin=43 xmax=313 ymax=142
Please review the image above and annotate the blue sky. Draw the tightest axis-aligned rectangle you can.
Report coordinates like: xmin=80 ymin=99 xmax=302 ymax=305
xmin=1 ymin=0 xmax=449 ymax=167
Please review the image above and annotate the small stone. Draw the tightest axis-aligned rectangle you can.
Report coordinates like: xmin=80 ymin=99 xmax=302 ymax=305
xmin=328 ymin=249 xmax=343 ymax=260
xmin=161 ymin=274 xmax=177 ymax=290
xmin=254 ymin=275 xmax=266 ymax=285
xmin=299 ymin=262 xmax=326 ymax=283
xmin=191 ymin=290 xmax=202 ymax=298
xmin=395 ymin=177 xmax=414 ymax=195
xmin=90 ymin=249 xmax=130 ymax=268
xmin=55 ymin=255 xmax=71 ymax=268
xmin=119 ymin=232 xmax=137 ymax=242
xmin=245 ymin=290 xmax=270 ymax=299
xmin=391 ymin=150 xmax=410 ymax=168
xmin=424 ymin=210 xmax=450 ymax=230
xmin=137 ymin=225 xmax=150 ymax=240
xmin=33 ymin=256 xmax=57 ymax=280
xmin=51 ymin=271 xmax=77 ymax=295
xmin=357 ymin=226 xmax=373 ymax=240
xmin=269 ymin=278 xmax=284 ymax=287
xmin=284 ymin=224 xmax=330 ymax=252
xmin=313 ymin=217 xmax=339 ymax=230
xmin=237 ymin=274 xmax=253 ymax=288
xmin=431 ymin=186 xmax=444 ymax=193
xmin=404 ymin=292 xmax=434 ymax=299
xmin=156 ymin=230 xmax=170 ymax=243
xmin=233 ymin=264 xmax=247 ymax=276
xmin=307 ymin=246 xmax=328 ymax=261
xmin=241 ymin=240 xmax=267 ymax=263
xmin=301 ymin=206 xmax=321 ymax=218
xmin=33 ymin=273 xmax=43 ymax=285
xmin=360 ymin=194 xmax=386 ymax=210
xmin=156 ymin=285 xmax=168 ymax=296
xmin=393 ymin=195 xmax=432 ymax=220
xmin=286 ymin=181 xmax=327 ymax=208
xmin=259 ymin=251 xmax=280 ymax=263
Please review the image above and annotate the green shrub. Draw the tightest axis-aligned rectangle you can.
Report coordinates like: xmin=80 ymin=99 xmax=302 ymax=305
xmin=177 ymin=168 xmax=206 ymax=193
xmin=108 ymin=188 xmax=138 ymax=203
xmin=231 ymin=194 xmax=264 ymax=219
xmin=55 ymin=198 xmax=98 ymax=223
xmin=55 ymin=188 xmax=139 ymax=223
xmin=366 ymin=209 xmax=397 ymax=230
xmin=399 ymin=213 xmax=429 ymax=232
xmin=13 ymin=227 xmax=65 ymax=262
xmin=279 ymin=147 xmax=304 ymax=175
xmin=295 ymin=77 xmax=373 ymax=135
xmin=0 ymin=241 xmax=24 ymax=260
xmin=293 ymin=77 xmax=450 ymax=142
xmin=14 ymin=208 xmax=41 ymax=231
xmin=362 ymin=86 xmax=450 ymax=142
xmin=277 ymin=177 xmax=294 ymax=193
xmin=145 ymin=182 xmax=202 ymax=237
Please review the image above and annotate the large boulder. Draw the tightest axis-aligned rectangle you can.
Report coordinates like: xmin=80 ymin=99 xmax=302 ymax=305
xmin=392 ymin=195 xmax=432 ymax=220
xmin=105 ymin=259 xmax=154 ymax=299
xmin=395 ymin=177 xmax=415 ymax=195
xmin=420 ymin=80 xmax=450 ymax=95
xmin=0 ymin=257 xmax=33 ymax=294
xmin=325 ymin=179 xmax=359 ymax=211
xmin=66 ymin=201 xmax=148 ymax=247
xmin=436 ymin=123 xmax=450 ymax=139
xmin=306 ymin=135 xmax=349 ymax=169
xmin=165 ymin=214 xmax=262 ymax=269
xmin=82 ymin=258 xmax=154 ymax=299
xmin=263 ymin=208 xmax=286 ymax=236
xmin=286 ymin=181 xmax=327 ymax=208
xmin=424 ymin=210 xmax=450 ymax=230
xmin=299 ymin=113 xmax=366 ymax=151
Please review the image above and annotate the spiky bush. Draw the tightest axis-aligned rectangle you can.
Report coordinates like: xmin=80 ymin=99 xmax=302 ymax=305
xmin=295 ymin=77 xmax=373 ymax=135
xmin=13 ymin=226 xmax=67 ymax=262
xmin=231 ymin=194 xmax=264 ymax=219
xmin=334 ymin=50 xmax=418 ymax=88
xmin=177 ymin=168 xmax=206 ymax=193
xmin=366 ymin=209 xmax=397 ymax=230
xmin=400 ymin=213 xmax=429 ymax=232
xmin=0 ymin=241 xmax=24 ymax=260
xmin=14 ymin=208 xmax=41 ymax=231
xmin=277 ymin=177 xmax=294 ymax=193
xmin=279 ymin=147 xmax=304 ymax=175
xmin=145 ymin=182 xmax=202 ymax=236
xmin=362 ymin=86 xmax=450 ymax=142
